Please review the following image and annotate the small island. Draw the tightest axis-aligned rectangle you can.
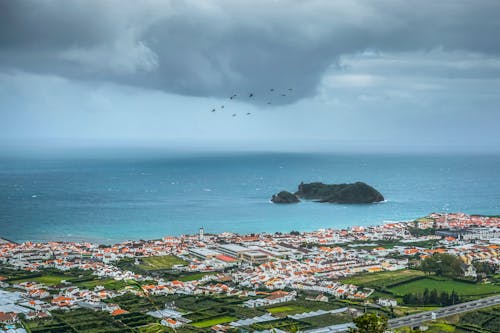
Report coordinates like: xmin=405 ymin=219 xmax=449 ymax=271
xmin=271 ymin=181 xmax=384 ymax=204
xmin=271 ymin=191 xmax=300 ymax=204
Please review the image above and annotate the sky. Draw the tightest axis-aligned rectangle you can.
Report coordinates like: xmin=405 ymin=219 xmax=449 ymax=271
xmin=1 ymin=0 xmax=500 ymax=154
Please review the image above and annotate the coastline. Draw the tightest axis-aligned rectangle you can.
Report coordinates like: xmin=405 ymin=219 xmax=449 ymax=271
xmin=3 ymin=211 xmax=499 ymax=246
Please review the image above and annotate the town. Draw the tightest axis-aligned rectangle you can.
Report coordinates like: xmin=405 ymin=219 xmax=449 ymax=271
xmin=1 ymin=212 xmax=499 ymax=333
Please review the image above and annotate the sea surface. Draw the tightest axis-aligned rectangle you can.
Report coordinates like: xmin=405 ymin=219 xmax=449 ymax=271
xmin=1 ymin=152 xmax=499 ymax=243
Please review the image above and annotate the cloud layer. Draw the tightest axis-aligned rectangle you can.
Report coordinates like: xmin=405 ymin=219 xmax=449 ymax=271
xmin=1 ymin=0 xmax=499 ymax=103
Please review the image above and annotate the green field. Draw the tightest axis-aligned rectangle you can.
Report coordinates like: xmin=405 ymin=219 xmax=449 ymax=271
xmin=267 ymin=305 xmax=308 ymax=315
xmin=10 ymin=274 xmax=68 ymax=286
xmin=191 ymin=316 xmax=237 ymax=328
xmin=27 ymin=308 xmax=132 ymax=333
xmin=74 ymin=278 xmax=131 ymax=290
xmin=10 ymin=274 xmax=132 ymax=291
xmin=342 ymin=269 xmax=425 ymax=288
xmin=138 ymin=255 xmax=188 ymax=271
xmin=389 ymin=278 xmax=500 ymax=297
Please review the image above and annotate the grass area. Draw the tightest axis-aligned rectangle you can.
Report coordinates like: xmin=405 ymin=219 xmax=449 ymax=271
xmin=138 ymin=255 xmax=187 ymax=271
xmin=9 ymin=274 xmax=68 ymax=286
xmin=342 ymin=269 xmax=425 ymax=289
xmin=394 ymin=305 xmax=440 ymax=317
xmin=177 ymin=272 xmax=214 ymax=282
xmin=389 ymin=277 xmax=500 ymax=297
xmin=267 ymin=305 xmax=308 ymax=315
xmin=190 ymin=316 xmax=237 ymax=328
xmin=10 ymin=273 xmax=132 ymax=291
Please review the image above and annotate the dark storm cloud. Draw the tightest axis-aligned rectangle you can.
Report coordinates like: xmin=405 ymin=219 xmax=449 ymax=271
xmin=1 ymin=0 xmax=499 ymax=103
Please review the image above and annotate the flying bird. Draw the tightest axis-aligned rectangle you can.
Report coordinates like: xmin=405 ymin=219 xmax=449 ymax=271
xmin=246 ymin=112 xmax=251 ymax=115
xmin=267 ymin=102 xmax=272 ymax=105
xmin=211 ymin=109 xmax=216 ymax=112
xmin=270 ymin=88 xmax=274 ymax=92
xmin=288 ymin=88 xmax=293 ymax=91
xmin=249 ymin=93 xmax=254 ymax=98
xmin=232 ymin=113 xmax=237 ymax=117
xmin=221 ymin=105 xmax=224 ymax=109
xmin=230 ymin=94 xmax=237 ymax=99
xmin=281 ymin=94 xmax=287 ymax=97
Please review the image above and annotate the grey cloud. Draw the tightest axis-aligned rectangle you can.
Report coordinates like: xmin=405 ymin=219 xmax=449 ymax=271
xmin=1 ymin=0 xmax=500 ymax=103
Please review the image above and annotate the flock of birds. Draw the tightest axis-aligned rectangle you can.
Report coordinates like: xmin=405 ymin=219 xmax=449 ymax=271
xmin=209 ymin=88 xmax=294 ymax=117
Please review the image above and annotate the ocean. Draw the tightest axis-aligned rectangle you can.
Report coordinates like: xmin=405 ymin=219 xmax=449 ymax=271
xmin=1 ymin=152 xmax=499 ymax=243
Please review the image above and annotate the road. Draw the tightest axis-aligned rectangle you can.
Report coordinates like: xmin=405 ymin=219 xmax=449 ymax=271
xmin=389 ymin=294 xmax=500 ymax=329
xmin=304 ymin=294 xmax=500 ymax=333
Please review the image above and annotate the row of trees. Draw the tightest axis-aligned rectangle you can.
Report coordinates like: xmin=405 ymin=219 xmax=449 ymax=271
xmin=402 ymin=288 xmax=460 ymax=306
xmin=420 ymin=253 xmax=464 ymax=278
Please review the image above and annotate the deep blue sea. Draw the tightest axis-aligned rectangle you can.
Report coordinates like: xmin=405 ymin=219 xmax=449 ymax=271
xmin=1 ymin=152 xmax=500 ymax=243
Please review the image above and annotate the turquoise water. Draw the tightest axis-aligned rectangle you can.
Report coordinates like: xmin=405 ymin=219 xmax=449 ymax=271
xmin=1 ymin=152 xmax=499 ymax=243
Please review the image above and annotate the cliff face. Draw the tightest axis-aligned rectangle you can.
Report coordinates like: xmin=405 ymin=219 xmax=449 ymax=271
xmin=295 ymin=181 xmax=384 ymax=204
xmin=271 ymin=191 xmax=300 ymax=204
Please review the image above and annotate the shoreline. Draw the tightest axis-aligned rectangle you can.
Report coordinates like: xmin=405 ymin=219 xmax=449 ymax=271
xmin=3 ymin=211 xmax=499 ymax=246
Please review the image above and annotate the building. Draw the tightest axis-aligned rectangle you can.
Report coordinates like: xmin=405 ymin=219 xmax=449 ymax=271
xmin=161 ymin=318 xmax=183 ymax=328
xmin=241 ymin=251 xmax=269 ymax=264
xmin=0 ymin=312 xmax=18 ymax=324
xmin=461 ymin=264 xmax=477 ymax=278
xmin=217 ymin=244 xmax=250 ymax=259
xmin=188 ymin=247 xmax=221 ymax=260
xmin=377 ymin=298 xmax=397 ymax=307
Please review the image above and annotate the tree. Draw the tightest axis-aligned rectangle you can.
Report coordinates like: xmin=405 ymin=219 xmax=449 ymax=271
xmin=429 ymin=289 xmax=439 ymax=304
xmin=420 ymin=253 xmax=463 ymax=278
xmin=349 ymin=313 xmax=388 ymax=333
xmin=423 ymin=288 xmax=430 ymax=303
xmin=474 ymin=261 xmax=496 ymax=275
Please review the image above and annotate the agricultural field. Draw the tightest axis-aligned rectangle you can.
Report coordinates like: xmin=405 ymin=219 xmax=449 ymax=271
xmin=137 ymin=323 xmax=169 ymax=333
xmin=26 ymin=308 xmax=132 ymax=333
xmin=389 ymin=277 xmax=500 ymax=298
xmin=297 ymin=313 xmax=352 ymax=328
xmin=190 ymin=316 xmax=238 ymax=328
xmin=266 ymin=305 xmax=308 ymax=316
xmin=250 ymin=318 xmax=305 ymax=332
xmin=9 ymin=272 xmax=133 ymax=292
xmin=107 ymin=294 xmax=171 ymax=313
xmin=73 ymin=278 xmax=132 ymax=291
xmin=137 ymin=255 xmax=188 ymax=271
xmin=341 ymin=269 xmax=425 ymax=289
xmin=9 ymin=274 xmax=68 ymax=286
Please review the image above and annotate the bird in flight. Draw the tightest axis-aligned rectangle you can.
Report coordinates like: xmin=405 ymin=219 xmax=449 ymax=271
xmin=288 ymin=88 xmax=293 ymax=91
xmin=232 ymin=113 xmax=237 ymax=117
xmin=281 ymin=94 xmax=286 ymax=97
xmin=270 ymin=88 xmax=274 ymax=92
xmin=230 ymin=94 xmax=237 ymax=99
xmin=211 ymin=109 xmax=216 ymax=112
xmin=267 ymin=102 xmax=272 ymax=105
xmin=246 ymin=112 xmax=251 ymax=115
xmin=221 ymin=105 xmax=224 ymax=109
xmin=249 ymin=93 xmax=254 ymax=98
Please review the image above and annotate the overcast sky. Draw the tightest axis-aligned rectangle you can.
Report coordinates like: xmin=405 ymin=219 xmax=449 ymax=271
xmin=1 ymin=0 xmax=500 ymax=153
